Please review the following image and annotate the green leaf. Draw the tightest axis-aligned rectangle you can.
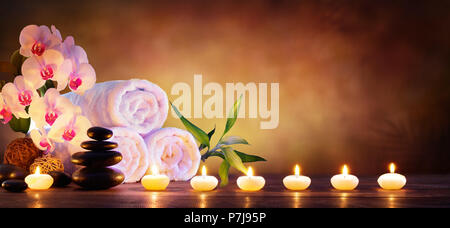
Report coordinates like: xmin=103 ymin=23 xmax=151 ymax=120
xmin=202 ymin=151 xmax=224 ymax=160
xmin=199 ymin=126 xmax=216 ymax=151
xmin=207 ymin=126 xmax=216 ymax=139
xmin=219 ymin=136 xmax=249 ymax=146
xmin=222 ymin=146 xmax=247 ymax=174
xmin=10 ymin=50 xmax=27 ymax=76
xmin=8 ymin=116 xmax=31 ymax=134
xmin=234 ymin=150 xmax=266 ymax=162
xmin=223 ymin=94 xmax=242 ymax=136
xmin=219 ymin=160 xmax=230 ymax=187
xmin=207 ymin=150 xmax=266 ymax=163
xmin=171 ymin=102 xmax=210 ymax=147
xmin=37 ymin=80 xmax=56 ymax=97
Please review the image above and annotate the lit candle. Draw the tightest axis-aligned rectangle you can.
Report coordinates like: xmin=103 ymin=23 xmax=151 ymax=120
xmin=331 ymin=165 xmax=359 ymax=190
xmin=283 ymin=165 xmax=311 ymax=190
xmin=377 ymin=163 xmax=406 ymax=190
xmin=24 ymin=166 xmax=54 ymax=190
xmin=190 ymin=166 xmax=218 ymax=191
xmin=237 ymin=167 xmax=265 ymax=191
xmin=141 ymin=165 xmax=170 ymax=191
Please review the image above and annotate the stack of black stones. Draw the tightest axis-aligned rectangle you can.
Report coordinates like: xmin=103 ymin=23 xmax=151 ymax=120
xmin=71 ymin=127 xmax=125 ymax=190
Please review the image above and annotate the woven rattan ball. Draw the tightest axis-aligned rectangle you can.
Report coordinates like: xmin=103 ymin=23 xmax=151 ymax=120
xmin=4 ymin=138 xmax=42 ymax=170
xmin=29 ymin=156 xmax=64 ymax=174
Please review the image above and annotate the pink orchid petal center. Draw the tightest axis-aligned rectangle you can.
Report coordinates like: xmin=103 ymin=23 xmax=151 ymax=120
xmin=0 ymin=108 xmax=12 ymax=124
xmin=39 ymin=139 xmax=51 ymax=154
xmin=69 ymin=77 xmax=82 ymax=90
xmin=40 ymin=65 xmax=54 ymax=80
xmin=45 ymin=111 xmax=58 ymax=126
xmin=63 ymin=128 xmax=76 ymax=141
xmin=31 ymin=41 xmax=46 ymax=56
xmin=18 ymin=90 xmax=33 ymax=106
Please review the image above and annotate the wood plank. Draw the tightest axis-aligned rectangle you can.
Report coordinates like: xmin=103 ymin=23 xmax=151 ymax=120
xmin=1 ymin=175 xmax=449 ymax=208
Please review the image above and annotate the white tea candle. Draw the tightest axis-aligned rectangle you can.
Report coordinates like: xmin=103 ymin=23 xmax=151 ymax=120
xmin=331 ymin=165 xmax=359 ymax=190
xmin=237 ymin=167 xmax=265 ymax=191
xmin=24 ymin=166 xmax=53 ymax=190
xmin=283 ymin=165 xmax=311 ymax=190
xmin=190 ymin=166 xmax=218 ymax=191
xmin=141 ymin=165 xmax=170 ymax=191
xmin=378 ymin=163 xmax=406 ymax=190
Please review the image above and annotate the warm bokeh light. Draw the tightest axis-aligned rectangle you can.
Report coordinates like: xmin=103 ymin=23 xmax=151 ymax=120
xmin=247 ymin=167 xmax=254 ymax=177
xmin=390 ymin=163 xmax=396 ymax=173
xmin=342 ymin=165 xmax=349 ymax=175
xmin=202 ymin=166 xmax=207 ymax=176
xmin=294 ymin=165 xmax=300 ymax=176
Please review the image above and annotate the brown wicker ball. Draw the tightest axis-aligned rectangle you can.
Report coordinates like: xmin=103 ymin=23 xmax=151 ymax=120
xmin=29 ymin=156 xmax=64 ymax=174
xmin=4 ymin=138 xmax=42 ymax=170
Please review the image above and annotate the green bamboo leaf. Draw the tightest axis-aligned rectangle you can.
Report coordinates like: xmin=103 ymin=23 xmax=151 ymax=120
xmin=8 ymin=116 xmax=30 ymax=134
xmin=219 ymin=160 xmax=230 ymax=187
xmin=219 ymin=136 xmax=249 ymax=146
xmin=222 ymin=146 xmax=247 ymax=174
xmin=234 ymin=150 xmax=266 ymax=162
xmin=171 ymin=102 xmax=210 ymax=147
xmin=203 ymin=151 xmax=225 ymax=160
xmin=207 ymin=126 xmax=216 ymax=139
xmin=207 ymin=150 xmax=266 ymax=163
xmin=199 ymin=126 xmax=216 ymax=151
xmin=223 ymin=94 xmax=242 ymax=136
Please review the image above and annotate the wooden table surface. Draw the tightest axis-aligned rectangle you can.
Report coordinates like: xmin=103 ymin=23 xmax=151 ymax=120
xmin=1 ymin=175 xmax=450 ymax=208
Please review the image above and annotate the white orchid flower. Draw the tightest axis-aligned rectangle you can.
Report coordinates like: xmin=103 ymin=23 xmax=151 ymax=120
xmin=22 ymin=49 xmax=72 ymax=91
xmin=1 ymin=76 xmax=39 ymax=118
xmin=28 ymin=88 xmax=80 ymax=128
xmin=59 ymin=36 xmax=94 ymax=95
xmin=19 ymin=25 xmax=61 ymax=57
xmin=0 ymin=93 xmax=13 ymax=124
xmin=68 ymin=63 xmax=96 ymax=95
xmin=48 ymin=113 xmax=91 ymax=145
xmin=30 ymin=128 xmax=55 ymax=154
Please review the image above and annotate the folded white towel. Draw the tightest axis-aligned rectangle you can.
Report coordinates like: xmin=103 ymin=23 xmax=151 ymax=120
xmin=144 ymin=127 xmax=201 ymax=181
xmin=110 ymin=127 xmax=150 ymax=183
xmin=64 ymin=79 xmax=168 ymax=135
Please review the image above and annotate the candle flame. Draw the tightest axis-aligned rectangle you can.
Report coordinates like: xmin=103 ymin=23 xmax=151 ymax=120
xmin=34 ymin=166 xmax=41 ymax=175
xmin=295 ymin=165 xmax=300 ymax=176
xmin=202 ymin=166 xmax=207 ymax=176
xmin=247 ymin=167 xmax=254 ymax=177
xmin=342 ymin=165 xmax=349 ymax=175
xmin=389 ymin=163 xmax=396 ymax=173
xmin=151 ymin=165 xmax=159 ymax=175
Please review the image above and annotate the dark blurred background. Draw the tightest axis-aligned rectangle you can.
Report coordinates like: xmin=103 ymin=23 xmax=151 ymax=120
xmin=0 ymin=0 xmax=449 ymax=175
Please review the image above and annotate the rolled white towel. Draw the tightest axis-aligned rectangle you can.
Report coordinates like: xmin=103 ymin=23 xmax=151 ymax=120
xmin=144 ymin=127 xmax=201 ymax=181
xmin=109 ymin=127 xmax=150 ymax=183
xmin=64 ymin=79 xmax=168 ymax=135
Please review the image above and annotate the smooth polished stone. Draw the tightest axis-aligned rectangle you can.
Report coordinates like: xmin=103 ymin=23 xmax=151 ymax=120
xmin=0 ymin=164 xmax=28 ymax=183
xmin=80 ymin=141 xmax=118 ymax=151
xmin=87 ymin=127 xmax=113 ymax=141
xmin=48 ymin=171 xmax=72 ymax=187
xmin=72 ymin=167 xmax=124 ymax=190
xmin=71 ymin=151 xmax=122 ymax=167
xmin=2 ymin=179 xmax=28 ymax=192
